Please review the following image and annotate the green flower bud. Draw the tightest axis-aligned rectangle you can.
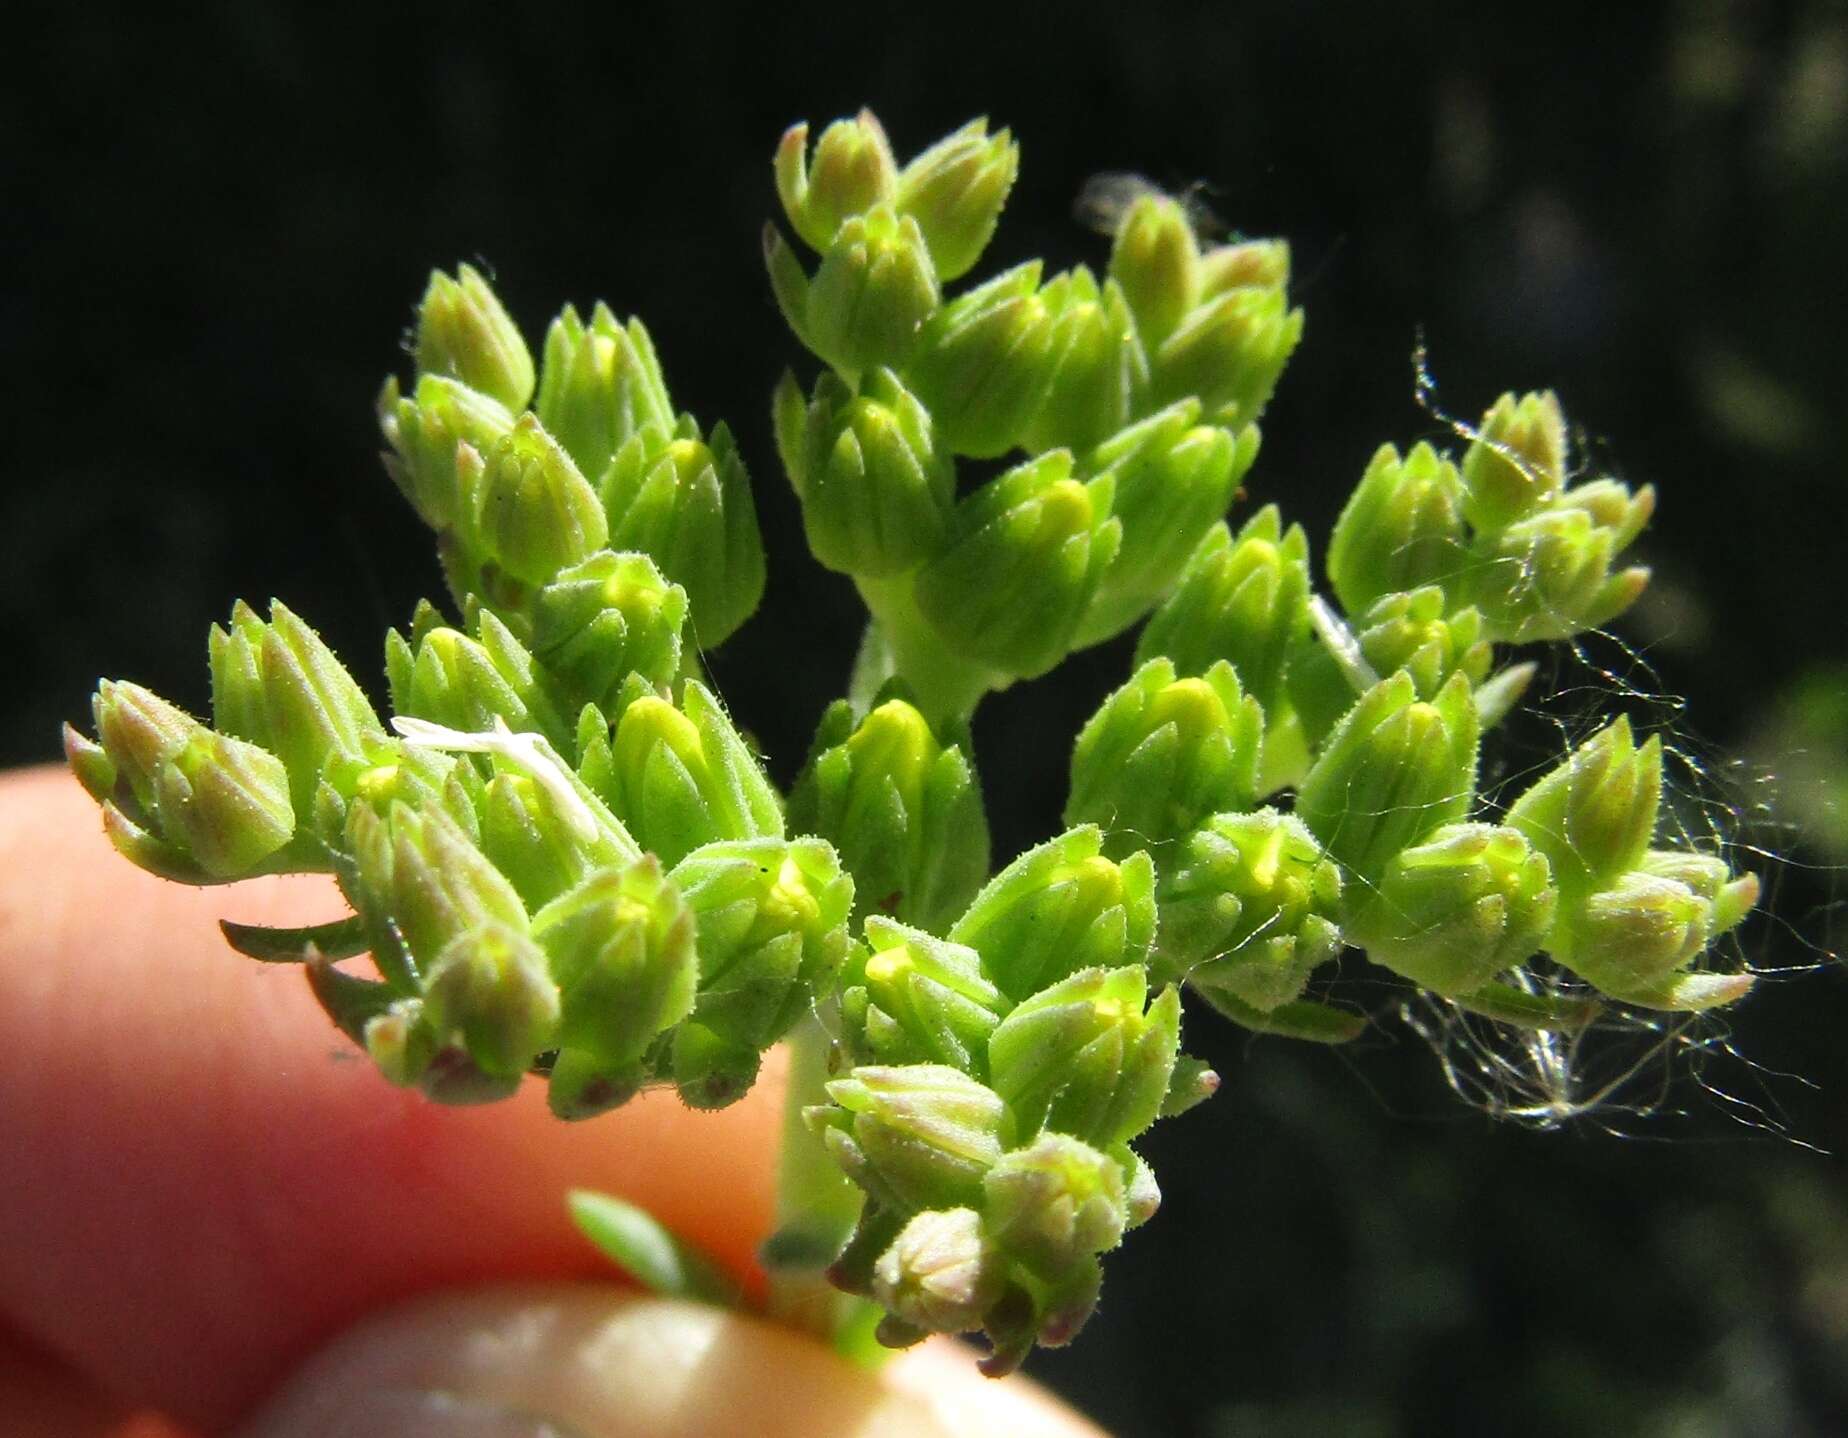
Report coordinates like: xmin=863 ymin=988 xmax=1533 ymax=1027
xmin=1327 ymin=442 xmax=1470 ymax=616
xmin=473 ymin=414 xmax=608 ymax=587
xmin=1107 ymin=194 xmax=1201 ymax=350
xmin=904 ymin=262 xmax=1058 ymax=458
xmin=811 ymin=1064 xmax=1009 ymax=1212
xmin=1135 ymin=507 xmax=1312 ymax=718
xmin=775 ymin=112 xmax=899 ymax=253
xmin=871 ymin=1207 xmax=1004 ymax=1337
xmin=594 ymin=679 xmax=782 ymax=868
xmin=1290 ymin=587 xmax=1494 ymax=744
xmin=1295 ymin=671 xmax=1480 ymax=885
xmin=668 ymin=836 xmax=854 ymax=1068
xmin=1019 ymin=267 xmax=1150 ymax=456
xmin=529 ymin=551 xmax=687 ymax=714
xmin=1151 ymin=284 xmax=1303 ymax=427
xmin=346 ymin=797 xmax=528 ymax=990
xmin=983 ymin=1132 xmax=1127 ymax=1280
xmin=895 ymin=117 xmax=1019 ymax=283
xmin=1460 ymin=390 xmax=1567 ymax=534
xmin=209 ymin=599 xmax=385 ymax=811
xmin=531 ymin=856 xmax=698 ymax=1116
xmin=1640 ymin=847 xmax=1761 ymax=935
xmin=1464 ymin=496 xmax=1653 ymax=644
xmin=378 ymin=373 xmax=515 ymax=535
xmin=1556 ymin=869 xmax=1756 ymax=1011
xmin=787 ymin=697 xmax=989 ymax=932
xmin=770 ymin=205 xmax=939 ymax=376
xmin=420 ymin=919 xmax=561 ymax=1078
xmin=414 ymin=264 xmax=535 ymax=413
xmin=599 ymin=416 xmax=766 ymax=647
xmin=1347 ymin=822 xmax=1557 ymax=997
xmin=1153 ymin=808 xmax=1343 ymax=1013
xmin=1198 ymin=238 xmax=1291 ymax=298
xmin=1504 ymin=717 xmax=1662 ymax=902
xmin=912 ymin=452 xmax=1121 ymax=679
xmin=75 ymin=682 xmax=296 ymax=883
xmin=1065 ymin=659 xmax=1264 ymax=853
xmin=844 ymin=917 xmax=1006 ymax=1072
xmin=986 ymin=966 xmax=1181 ymax=1148
xmin=385 ymin=606 xmax=565 ymax=748
xmin=950 ymin=827 xmax=1156 ymax=1005
xmin=534 ymin=303 xmax=674 ymax=480
xmin=1076 ymin=402 xmax=1259 ymax=644
xmin=780 ymin=368 xmax=955 ymax=577
xmin=479 ymin=766 xmax=638 ymax=911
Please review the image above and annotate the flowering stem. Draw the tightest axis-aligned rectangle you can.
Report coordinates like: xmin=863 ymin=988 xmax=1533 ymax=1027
xmin=852 ymin=572 xmax=1005 ymax=726
xmin=764 ymin=1011 xmax=875 ymax=1351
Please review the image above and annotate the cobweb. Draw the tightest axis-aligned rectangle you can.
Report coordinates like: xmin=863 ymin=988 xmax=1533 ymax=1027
xmin=1384 ymin=344 xmax=1842 ymax=1143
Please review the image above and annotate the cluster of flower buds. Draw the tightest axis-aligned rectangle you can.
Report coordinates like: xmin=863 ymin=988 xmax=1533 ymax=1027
xmin=766 ymin=112 xmax=1300 ymax=724
xmin=381 ymin=266 xmax=763 ymax=644
xmin=813 ymin=826 xmax=1198 ymax=1372
xmin=1327 ymin=391 xmax=1653 ymax=645
xmin=66 ymin=110 xmax=1768 ymax=1377
xmin=68 ymin=252 xmax=872 ymax=1117
xmin=1503 ymin=719 xmax=1758 ymax=1010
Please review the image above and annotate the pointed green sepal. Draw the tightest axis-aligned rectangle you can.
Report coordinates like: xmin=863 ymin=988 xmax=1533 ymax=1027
xmin=1327 ymin=442 xmax=1470 ymax=617
xmin=210 ymin=599 xmax=385 ymax=811
xmin=531 ymin=855 xmax=698 ymax=1116
xmin=903 ymin=262 xmax=1057 ymax=458
xmin=1020 ymin=267 xmax=1150 ymax=456
xmin=1066 ymin=659 xmax=1264 ymax=853
xmin=844 ymin=917 xmax=1006 ymax=1072
xmin=912 ymin=451 xmax=1121 ymax=679
xmin=986 ymin=967 xmax=1181 ymax=1148
xmin=787 ymin=696 xmax=989 ymax=932
xmin=668 ymin=836 xmax=855 ymax=1060
xmin=568 ymin=1189 xmax=741 ymax=1305
xmin=811 ymin=1064 xmax=1009 ymax=1213
xmin=1154 ymin=807 xmax=1344 ymax=1013
xmin=600 ymin=679 xmax=783 ymax=868
xmin=1295 ymin=672 xmax=1480 ymax=886
xmin=414 ymin=263 xmax=535 ymax=413
xmin=895 ymin=117 xmax=1019 ymax=283
xmin=1503 ymin=717 xmax=1662 ymax=902
xmin=530 ymin=550 xmax=688 ymax=714
xmin=1076 ymin=403 xmax=1259 ymax=644
xmin=950 ymin=827 xmax=1156 ymax=1005
xmin=1459 ymin=389 xmax=1567 ymax=534
xmin=534 ymin=303 xmax=674 ymax=481
xmin=599 ymin=416 xmax=766 ymax=647
xmin=1135 ymin=507 xmax=1311 ymax=718
xmin=1347 ymin=821 xmax=1557 ymax=997
xmin=784 ymin=368 xmax=955 ymax=577
xmin=775 ymin=112 xmax=899 ymax=253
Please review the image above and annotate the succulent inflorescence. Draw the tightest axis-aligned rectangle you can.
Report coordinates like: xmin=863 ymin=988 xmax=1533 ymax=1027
xmin=65 ymin=109 xmax=1758 ymax=1373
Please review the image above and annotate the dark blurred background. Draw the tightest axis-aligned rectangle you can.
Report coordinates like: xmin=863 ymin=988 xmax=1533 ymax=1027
xmin=9 ymin=2 xmax=1848 ymax=1433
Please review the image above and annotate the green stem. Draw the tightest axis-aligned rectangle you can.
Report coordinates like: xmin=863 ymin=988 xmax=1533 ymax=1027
xmin=764 ymin=1011 xmax=867 ymax=1345
xmin=853 ymin=572 xmax=1006 ymax=728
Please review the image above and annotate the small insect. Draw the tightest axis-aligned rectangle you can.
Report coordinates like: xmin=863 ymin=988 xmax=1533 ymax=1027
xmin=1073 ymin=171 xmax=1229 ymax=241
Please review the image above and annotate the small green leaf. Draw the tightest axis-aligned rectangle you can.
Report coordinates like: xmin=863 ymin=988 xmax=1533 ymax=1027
xmin=1449 ymin=980 xmax=1602 ymax=1032
xmin=221 ymin=915 xmax=368 ymax=963
xmin=1195 ymin=990 xmax=1368 ymax=1044
xmin=567 ymin=1189 xmax=739 ymax=1306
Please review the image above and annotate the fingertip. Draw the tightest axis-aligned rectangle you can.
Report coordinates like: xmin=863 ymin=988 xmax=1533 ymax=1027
xmin=240 ymin=1284 xmax=1105 ymax=1438
xmin=0 ymin=769 xmax=779 ymax=1427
